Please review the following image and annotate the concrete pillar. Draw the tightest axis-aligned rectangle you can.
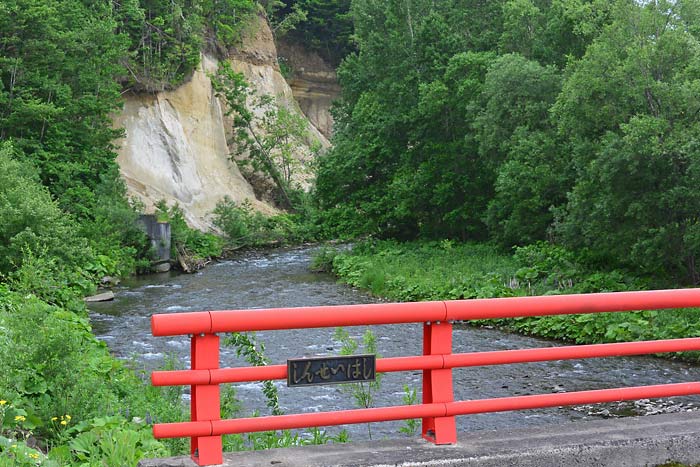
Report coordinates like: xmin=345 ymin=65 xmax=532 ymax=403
xmin=138 ymin=214 xmax=172 ymax=272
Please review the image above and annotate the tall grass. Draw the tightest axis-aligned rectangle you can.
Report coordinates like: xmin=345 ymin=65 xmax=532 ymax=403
xmin=329 ymin=240 xmax=520 ymax=301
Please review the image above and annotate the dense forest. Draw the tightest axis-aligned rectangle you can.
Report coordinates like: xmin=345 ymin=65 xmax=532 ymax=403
xmin=0 ymin=0 xmax=357 ymax=463
xmin=314 ymin=0 xmax=700 ymax=284
xmin=1 ymin=0 xmax=700 ymax=464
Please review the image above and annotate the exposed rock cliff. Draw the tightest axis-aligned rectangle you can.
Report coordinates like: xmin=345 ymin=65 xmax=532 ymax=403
xmin=277 ymin=40 xmax=341 ymax=139
xmin=114 ymin=54 xmax=272 ymax=231
xmin=113 ymin=13 xmax=336 ymax=229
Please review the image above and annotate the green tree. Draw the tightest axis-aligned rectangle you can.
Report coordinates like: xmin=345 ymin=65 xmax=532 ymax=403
xmin=116 ymin=0 xmax=203 ymax=90
xmin=202 ymin=0 xmax=256 ymax=51
xmin=474 ymin=54 xmax=569 ymax=246
xmin=499 ymin=0 xmax=614 ymax=67
xmin=553 ymin=0 xmax=700 ymax=282
xmin=0 ymin=143 xmax=93 ymax=296
xmin=0 ymin=0 xmax=127 ymax=218
xmin=315 ymin=1 xmax=506 ymax=239
xmin=475 ymin=54 xmax=561 ymax=164
xmin=212 ymin=62 xmax=314 ymax=211
xmin=265 ymin=0 xmax=309 ymax=39
xmin=486 ymin=130 xmax=570 ymax=247
xmin=275 ymin=0 xmax=353 ymax=65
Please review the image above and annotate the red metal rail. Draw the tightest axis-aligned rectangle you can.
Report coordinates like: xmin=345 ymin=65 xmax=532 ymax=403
xmin=150 ymin=289 xmax=700 ymax=466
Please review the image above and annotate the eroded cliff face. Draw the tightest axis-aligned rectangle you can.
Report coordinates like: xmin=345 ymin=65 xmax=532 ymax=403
xmin=114 ymin=54 xmax=272 ymax=231
xmin=277 ymin=40 xmax=341 ymax=139
xmin=113 ymin=13 xmax=336 ymax=229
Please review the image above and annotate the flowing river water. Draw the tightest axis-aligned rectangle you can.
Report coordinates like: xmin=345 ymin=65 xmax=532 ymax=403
xmin=88 ymin=246 xmax=700 ymax=441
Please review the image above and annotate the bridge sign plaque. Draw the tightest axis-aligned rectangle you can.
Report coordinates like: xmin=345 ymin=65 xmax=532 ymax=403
xmin=287 ymin=354 xmax=376 ymax=387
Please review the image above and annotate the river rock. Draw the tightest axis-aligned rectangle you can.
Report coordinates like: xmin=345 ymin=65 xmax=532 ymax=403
xmin=153 ymin=261 xmax=171 ymax=273
xmin=100 ymin=276 xmax=121 ymax=287
xmin=84 ymin=291 xmax=115 ymax=302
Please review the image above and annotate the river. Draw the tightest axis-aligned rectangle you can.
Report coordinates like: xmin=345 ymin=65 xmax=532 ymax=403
xmin=88 ymin=246 xmax=700 ymax=441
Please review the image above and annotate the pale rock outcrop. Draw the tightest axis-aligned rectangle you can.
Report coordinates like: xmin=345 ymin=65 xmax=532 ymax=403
xmin=277 ymin=40 xmax=341 ymax=139
xmin=113 ymin=13 xmax=336 ymax=228
xmin=227 ymin=14 xmax=330 ymax=193
xmin=114 ymin=55 xmax=272 ymax=231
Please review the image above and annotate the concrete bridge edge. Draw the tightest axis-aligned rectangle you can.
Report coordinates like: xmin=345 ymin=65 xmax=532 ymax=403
xmin=139 ymin=411 xmax=700 ymax=466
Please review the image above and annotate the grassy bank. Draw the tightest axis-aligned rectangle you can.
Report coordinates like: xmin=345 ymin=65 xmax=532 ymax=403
xmin=315 ymin=240 xmax=700 ymax=351
xmin=0 ymin=288 xmax=190 ymax=466
xmin=0 ymin=141 xmax=329 ymax=464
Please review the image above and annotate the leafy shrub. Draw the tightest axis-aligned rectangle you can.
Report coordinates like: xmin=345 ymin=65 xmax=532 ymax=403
xmin=80 ymin=172 xmax=153 ymax=277
xmin=213 ymin=197 xmax=316 ymax=249
xmin=49 ymin=415 xmax=167 ymax=466
xmin=328 ymin=240 xmax=519 ymax=301
xmin=512 ymin=242 xmax=580 ymax=290
xmin=212 ymin=198 xmax=258 ymax=247
xmin=309 ymin=247 xmax=339 ymax=272
xmin=8 ymin=249 xmax=94 ymax=310
xmin=155 ymin=201 xmax=223 ymax=260
xmin=0 ymin=145 xmax=94 ymax=289
xmin=0 ymin=290 xmax=182 ymax=448
xmin=326 ymin=240 xmax=700 ymax=357
xmin=1 ymin=409 xmax=169 ymax=466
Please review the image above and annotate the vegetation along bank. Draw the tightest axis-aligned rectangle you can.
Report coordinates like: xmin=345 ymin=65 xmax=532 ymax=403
xmin=314 ymin=240 xmax=700 ymax=357
xmin=0 ymin=0 xmax=338 ymax=464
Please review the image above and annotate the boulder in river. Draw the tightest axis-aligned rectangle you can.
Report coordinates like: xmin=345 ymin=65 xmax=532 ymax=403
xmin=84 ymin=291 xmax=115 ymax=303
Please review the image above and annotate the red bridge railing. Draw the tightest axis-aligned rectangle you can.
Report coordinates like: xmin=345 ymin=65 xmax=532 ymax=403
xmin=150 ymin=288 xmax=700 ymax=465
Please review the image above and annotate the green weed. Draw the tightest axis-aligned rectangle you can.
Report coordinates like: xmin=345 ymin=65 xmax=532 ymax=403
xmin=333 ymin=328 xmax=382 ymax=439
xmin=321 ymin=240 xmax=700 ymax=359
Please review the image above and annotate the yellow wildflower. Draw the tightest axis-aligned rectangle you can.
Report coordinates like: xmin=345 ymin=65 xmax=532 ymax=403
xmin=65 ymin=414 xmax=71 ymax=420
xmin=60 ymin=420 xmax=67 ymax=426
xmin=51 ymin=416 xmax=58 ymax=421
xmin=0 ymin=400 xmax=6 ymax=405
xmin=14 ymin=415 xmax=25 ymax=422
xmin=28 ymin=453 xmax=39 ymax=460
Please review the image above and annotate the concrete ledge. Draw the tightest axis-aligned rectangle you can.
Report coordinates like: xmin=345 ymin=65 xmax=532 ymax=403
xmin=139 ymin=411 xmax=700 ymax=466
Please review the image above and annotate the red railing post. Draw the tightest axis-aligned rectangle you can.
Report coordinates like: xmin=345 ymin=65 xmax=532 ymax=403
xmin=422 ymin=320 xmax=456 ymax=444
xmin=190 ymin=333 xmax=222 ymax=465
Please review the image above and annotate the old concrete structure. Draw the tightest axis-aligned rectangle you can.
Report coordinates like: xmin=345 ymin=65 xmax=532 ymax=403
xmin=138 ymin=214 xmax=171 ymax=272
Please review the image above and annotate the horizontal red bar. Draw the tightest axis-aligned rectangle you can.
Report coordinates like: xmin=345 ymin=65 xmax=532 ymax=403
xmin=447 ymin=382 xmax=700 ymax=416
xmin=153 ymin=420 xmax=212 ymax=439
xmin=443 ymin=337 xmax=700 ymax=368
xmin=379 ymin=354 xmax=444 ymax=373
xmin=152 ymin=302 xmax=446 ymax=336
xmin=151 ymin=289 xmax=700 ymax=336
xmin=214 ymin=403 xmax=445 ymax=435
xmin=151 ymin=338 xmax=700 ymax=386
xmin=445 ymin=288 xmax=700 ymax=321
xmin=152 ymin=366 xmax=287 ymax=386
xmin=151 ymin=312 xmax=212 ymax=337
xmin=154 ymin=403 xmax=446 ymax=438
xmin=153 ymin=382 xmax=700 ymax=438
xmin=152 ymin=369 xmax=211 ymax=386
xmin=211 ymin=366 xmax=287 ymax=384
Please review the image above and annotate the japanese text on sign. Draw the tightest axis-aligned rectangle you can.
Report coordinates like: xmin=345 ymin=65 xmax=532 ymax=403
xmin=287 ymin=355 xmax=376 ymax=387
